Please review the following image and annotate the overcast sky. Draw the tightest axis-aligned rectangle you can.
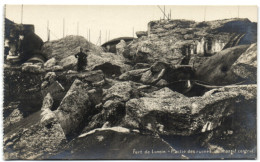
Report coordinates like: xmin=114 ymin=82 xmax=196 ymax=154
xmin=5 ymin=5 xmax=257 ymax=44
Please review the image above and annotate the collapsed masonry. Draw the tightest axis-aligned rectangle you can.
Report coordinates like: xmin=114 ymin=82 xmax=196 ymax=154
xmin=3 ymin=18 xmax=257 ymax=160
xmin=130 ymin=18 xmax=257 ymax=60
xmin=4 ymin=18 xmax=45 ymax=64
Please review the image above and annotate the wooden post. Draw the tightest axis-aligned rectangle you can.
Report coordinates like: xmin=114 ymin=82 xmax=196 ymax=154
xmin=21 ymin=4 xmax=23 ymax=24
xmin=238 ymin=6 xmax=240 ymax=18
xmin=86 ymin=28 xmax=88 ymax=41
xmin=89 ymin=29 xmax=90 ymax=42
xmin=96 ymin=34 xmax=99 ymax=45
xmin=100 ymin=30 xmax=101 ymax=45
xmin=163 ymin=6 xmax=165 ymax=19
xmin=77 ymin=22 xmax=79 ymax=35
xmin=4 ymin=5 xmax=6 ymax=19
xmin=63 ymin=18 xmax=65 ymax=38
xmin=204 ymin=7 xmax=206 ymax=21
xmin=47 ymin=20 xmax=50 ymax=41
xmin=157 ymin=6 xmax=168 ymax=20
xmin=105 ymin=30 xmax=107 ymax=42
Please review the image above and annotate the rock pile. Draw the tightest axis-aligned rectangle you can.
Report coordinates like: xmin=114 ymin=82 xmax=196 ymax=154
xmin=128 ymin=18 xmax=256 ymax=65
xmin=4 ymin=18 xmax=257 ymax=160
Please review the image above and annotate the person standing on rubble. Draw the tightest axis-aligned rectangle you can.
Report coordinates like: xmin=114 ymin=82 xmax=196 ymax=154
xmin=17 ymin=32 xmax=24 ymax=57
xmin=75 ymin=47 xmax=89 ymax=72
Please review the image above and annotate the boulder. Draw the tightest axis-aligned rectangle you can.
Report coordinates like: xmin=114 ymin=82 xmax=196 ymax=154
xmin=41 ymin=35 xmax=103 ymax=61
xmin=59 ymin=55 xmax=77 ymax=70
xmin=137 ymin=41 xmax=153 ymax=54
xmin=54 ymin=79 xmax=91 ymax=135
xmin=67 ymin=70 xmax=78 ymax=74
xmin=152 ymin=27 xmax=165 ymax=34
xmin=136 ymin=84 xmax=160 ymax=94
xmin=59 ymin=70 xmax=104 ymax=88
xmin=163 ymin=23 xmax=178 ymax=29
xmin=4 ymin=69 xmax=44 ymax=116
xmin=41 ymin=93 xmax=54 ymax=110
xmin=92 ymin=79 xmax=105 ymax=87
xmin=41 ymin=81 xmax=65 ymax=102
xmin=51 ymin=127 xmax=185 ymax=160
xmin=102 ymin=81 xmax=133 ymax=102
xmin=231 ymin=43 xmax=257 ymax=83
xmin=195 ymin=44 xmax=250 ymax=85
xmin=83 ymin=100 xmax=125 ymax=132
xmin=87 ymin=88 xmax=103 ymax=106
xmin=122 ymin=85 xmax=256 ymax=136
xmin=44 ymin=58 xmax=56 ymax=68
xmin=87 ymin=52 xmax=125 ymax=67
xmin=4 ymin=108 xmax=23 ymax=128
xmin=156 ymin=79 xmax=169 ymax=87
xmin=136 ymin=31 xmax=148 ymax=38
xmin=41 ymin=81 xmax=48 ymax=89
xmin=119 ymin=68 xmax=149 ymax=81
xmin=92 ymin=62 xmax=123 ymax=77
xmin=48 ymin=65 xmax=63 ymax=72
xmin=116 ymin=39 xmax=127 ymax=55
xmin=133 ymin=63 xmax=150 ymax=69
xmin=44 ymin=72 xmax=56 ymax=84
xmin=88 ymin=52 xmax=132 ymax=76
xmin=140 ymin=69 xmax=165 ymax=84
xmin=128 ymin=18 xmax=256 ymax=65
xmin=150 ymin=62 xmax=168 ymax=73
xmin=4 ymin=110 xmax=67 ymax=160
xmin=21 ymin=64 xmax=45 ymax=73
xmin=202 ymin=95 xmax=256 ymax=153
xmin=183 ymin=34 xmax=194 ymax=40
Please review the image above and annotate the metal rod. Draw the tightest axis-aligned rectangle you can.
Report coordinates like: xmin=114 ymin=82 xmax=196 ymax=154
xmin=47 ymin=20 xmax=50 ymax=41
xmin=63 ymin=18 xmax=65 ymax=38
xmin=77 ymin=22 xmax=79 ymax=35
xmin=238 ymin=6 xmax=240 ymax=18
xmin=204 ymin=6 xmax=206 ymax=21
xmin=86 ymin=28 xmax=88 ymax=41
xmin=96 ymin=37 xmax=100 ymax=45
xmin=89 ymin=29 xmax=90 ymax=42
xmin=105 ymin=30 xmax=107 ymax=42
xmin=21 ymin=4 xmax=23 ymax=24
xmin=157 ymin=5 xmax=169 ymax=20
xmin=96 ymin=31 xmax=100 ymax=45
xmin=100 ymin=30 xmax=101 ymax=45
xmin=4 ymin=5 xmax=6 ymax=19
xmin=164 ymin=6 xmax=165 ymax=19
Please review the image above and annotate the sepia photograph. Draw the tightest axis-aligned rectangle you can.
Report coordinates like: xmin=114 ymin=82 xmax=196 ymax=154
xmin=3 ymin=4 xmax=257 ymax=160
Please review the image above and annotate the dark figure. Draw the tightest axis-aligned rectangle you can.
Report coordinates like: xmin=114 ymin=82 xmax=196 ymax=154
xmin=17 ymin=34 xmax=24 ymax=56
xmin=75 ymin=48 xmax=88 ymax=72
xmin=181 ymin=45 xmax=191 ymax=65
xmin=4 ymin=39 xmax=10 ymax=60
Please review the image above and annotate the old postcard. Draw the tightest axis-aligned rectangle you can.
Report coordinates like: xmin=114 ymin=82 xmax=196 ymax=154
xmin=3 ymin=5 xmax=257 ymax=160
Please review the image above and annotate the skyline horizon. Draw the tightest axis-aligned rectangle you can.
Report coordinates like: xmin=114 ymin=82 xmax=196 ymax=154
xmin=5 ymin=5 xmax=257 ymax=44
